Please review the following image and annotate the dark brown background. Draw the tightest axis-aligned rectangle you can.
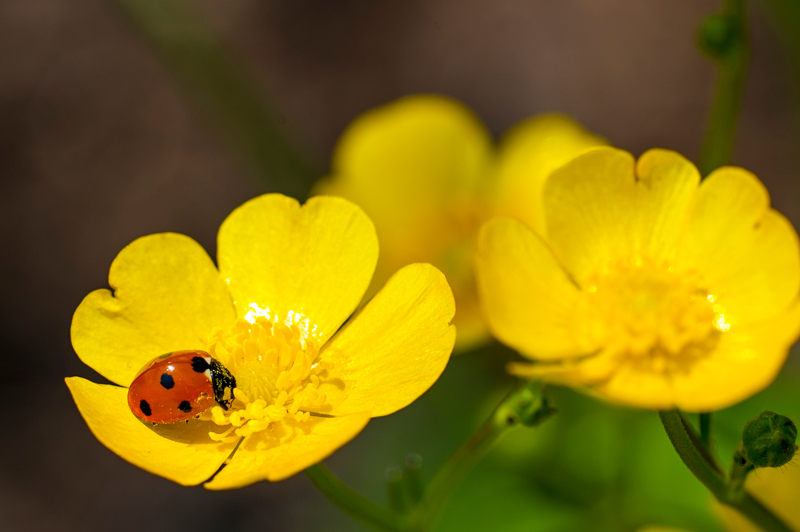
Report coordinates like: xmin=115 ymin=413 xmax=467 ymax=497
xmin=1 ymin=1 xmax=797 ymax=531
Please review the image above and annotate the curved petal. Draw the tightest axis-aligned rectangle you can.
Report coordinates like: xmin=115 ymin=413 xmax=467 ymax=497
xmin=66 ymin=377 xmax=232 ymax=486
xmin=476 ymin=217 xmax=590 ymax=360
xmin=217 ymin=194 xmax=378 ymax=344
xmin=669 ymin=302 xmax=800 ymax=411
xmin=676 ymin=167 xmax=800 ymax=326
xmin=318 ymin=263 xmax=456 ymax=417
xmin=204 ymin=413 xmax=370 ymax=489
xmin=507 ymin=353 xmax=615 ymax=384
xmin=491 ymin=114 xmax=606 ymax=235
xmin=71 ymin=233 xmax=236 ymax=386
xmin=544 ymin=148 xmax=699 ymax=285
xmin=594 ymin=301 xmax=800 ymax=410
xmin=314 ymin=94 xmax=493 ymax=236
xmin=313 ymin=95 xmax=492 ymax=352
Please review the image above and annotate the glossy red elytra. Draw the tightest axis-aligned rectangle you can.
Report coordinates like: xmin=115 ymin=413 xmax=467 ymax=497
xmin=127 ymin=350 xmax=236 ymax=424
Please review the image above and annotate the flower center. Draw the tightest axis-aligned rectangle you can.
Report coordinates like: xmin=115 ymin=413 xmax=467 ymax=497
xmin=582 ymin=259 xmax=728 ymax=374
xmin=204 ymin=313 xmax=330 ymax=443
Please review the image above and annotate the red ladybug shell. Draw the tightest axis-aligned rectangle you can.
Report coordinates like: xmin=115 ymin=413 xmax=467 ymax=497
xmin=127 ymin=350 xmax=217 ymax=423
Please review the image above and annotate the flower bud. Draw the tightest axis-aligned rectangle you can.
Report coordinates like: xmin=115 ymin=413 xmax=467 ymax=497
xmin=502 ymin=385 xmax=556 ymax=428
xmin=698 ymin=13 xmax=741 ymax=59
xmin=741 ymin=411 xmax=797 ymax=468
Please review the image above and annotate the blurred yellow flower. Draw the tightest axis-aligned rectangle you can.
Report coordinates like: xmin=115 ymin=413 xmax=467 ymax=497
xmin=66 ymin=194 xmax=455 ymax=488
xmin=716 ymin=464 xmax=800 ymax=531
xmin=476 ymin=147 xmax=800 ymax=410
xmin=314 ymin=94 xmax=605 ymax=350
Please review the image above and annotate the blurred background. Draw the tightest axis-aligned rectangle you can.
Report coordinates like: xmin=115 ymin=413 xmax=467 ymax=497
xmin=2 ymin=1 xmax=800 ymax=531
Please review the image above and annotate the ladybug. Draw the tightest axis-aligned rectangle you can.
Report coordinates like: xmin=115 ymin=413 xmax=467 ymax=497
xmin=127 ymin=350 xmax=236 ymax=424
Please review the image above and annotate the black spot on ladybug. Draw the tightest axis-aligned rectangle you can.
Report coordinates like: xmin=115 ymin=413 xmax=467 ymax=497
xmin=191 ymin=357 xmax=210 ymax=373
xmin=160 ymin=373 xmax=175 ymax=389
xmin=178 ymin=401 xmax=192 ymax=413
xmin=140 ymin=400 xmax=152 ymax=416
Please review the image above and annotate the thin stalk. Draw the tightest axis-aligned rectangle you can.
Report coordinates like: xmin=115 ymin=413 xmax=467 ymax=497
xmin=403 ymin=454 xmax=425 ymax=505
xmin=306 ymin=463 xmax=405 ymax=532
xmin=386 ymin=465 xmax=411 ymax=515
xmin=415 ymin=405 xmax=509 ymax=527
xmin=700 ymin=412 xmax=711 ymax=447
xmin=698 ymin=0 xmax=749 ymax=176
xmin=680 ymin=411 xmax=723 ymax=474
xmin=106 ymin=0 xmax=319 ymax=196
xmin=306 ymin=382 xmax=554 ymax=532
xmin=414 ymin=382 xmax=554 ymax=530
xmin=659 ymin=410 xmax=793 ymax=532
xmin=699 ymin=412 xmax=712 ymax=452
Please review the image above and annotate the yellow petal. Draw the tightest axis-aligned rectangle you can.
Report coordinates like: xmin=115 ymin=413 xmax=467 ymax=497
xmin=507 ymin=353 xmax=615 ymax=384
xmin=594 ymin=301 xmax=800 ymax=410
xmin=475 ymin=217 xmax=589 ymax=360
xmin=314 ymin=95 xmax=492 ymax=352
xmin=676 ymin=166 xmax=800 ymax=326
xmin=671 ymin=302 xmax=800 ymax=411
xmin=66 ymin=377 xmax=232 ymax=486
xmin=717 ymin=462 xmax=800 ymax=532
xmin=544 ymin=148 xmax=699 ymax=285
xmin=217 ymin=194 xmax=378 ymax=344
xmin=318 ymin=263 xmax=456 ymax=417
xmin=71 ymin=233 xmax=236 ymax=386
xmin=491 ymin=114 xmax=606 ymax=235
xmin=315 ymin=94 xmax=492 ymax=237
xmin=204 ymin=413 xmax=370 ymax=489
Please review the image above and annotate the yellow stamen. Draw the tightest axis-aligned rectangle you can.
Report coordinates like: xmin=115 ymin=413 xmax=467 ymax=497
xmin=207 ymin=316 xmax=331 ymax=442
xmin=582 ymin=259 xmax=726 ymax=375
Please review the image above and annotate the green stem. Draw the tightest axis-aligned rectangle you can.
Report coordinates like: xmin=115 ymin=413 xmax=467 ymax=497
xmin=659 ymin=410 xmax=793 ymax=532
xmin=306 ymin=463 xmax=405 ymax=532
xmin=306 ymin=382 xmax=554 ymax=532
xmin=414 ymin=382 xmax=555 ymax=530
xmin=699 ymin=412 xmax=712 ymax=448
xmin=403 ymin=454 xmax=425 ymax=505
xmin=386 ymin=465 xmax=411 ymax=515
xmin=414 ymin=403 xmax=510 ymax=527
xmin=106 ymin=0 xmax=319 ymax=196
xmin=698 ymin=0 xmax=749 ymax=176
xmin=729 ymin=443 xmax=756 ymax=495
xmin=680 ymin=411 xmax=723 ymax=474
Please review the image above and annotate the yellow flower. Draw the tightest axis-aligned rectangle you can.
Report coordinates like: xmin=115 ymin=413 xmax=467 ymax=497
xmin=476 ymin=147 xmax=800 ymax=410
xmin=66 ymin=194 xmax=455 ymax=488
xmin=314 ymin=94 xmax=605 ymax=350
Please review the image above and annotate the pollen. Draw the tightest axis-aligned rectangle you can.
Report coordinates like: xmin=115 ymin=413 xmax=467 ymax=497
xmin=582 ymin=259 xmax=726 ymax=375
xmin=204 ymin=315 xmax=330 ymax=443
